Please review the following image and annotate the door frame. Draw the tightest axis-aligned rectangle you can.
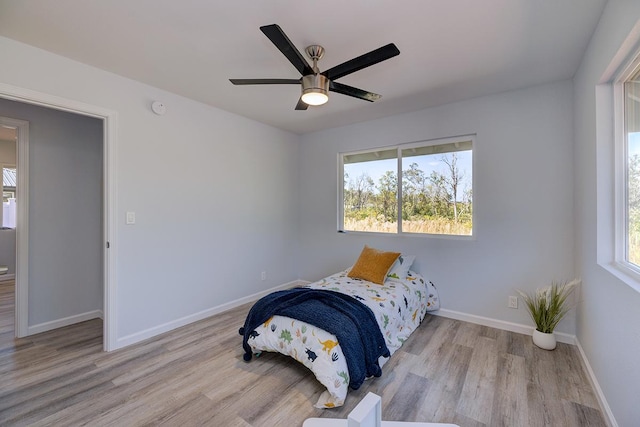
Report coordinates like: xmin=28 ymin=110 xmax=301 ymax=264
xmin=0 ymin=82 xmax=118 ymax=351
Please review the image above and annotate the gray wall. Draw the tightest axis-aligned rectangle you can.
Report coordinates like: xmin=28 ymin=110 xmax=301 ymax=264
xmin=298 ymin=79 xmax=576 ymax=334
xmin=0 ymin=229 xmax=15 ymax=276
xmin=0 ymin=139 xmax=16 ymax=163
xmin=0 ymin=35 xmax=300 ymax=344
xmin=0 ymin=98 xmax=103 ymax=327
xmin=573 ymin=2 xmax=640 ymax=425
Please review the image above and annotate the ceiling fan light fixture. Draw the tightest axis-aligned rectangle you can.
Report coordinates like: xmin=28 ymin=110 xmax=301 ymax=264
xmin=301 ymin=90 xmax=328 ymax=106
xmin=301 ymin=74 xmax=329 ymax=106
xmin=230 ymin=25 xmax=399 ymax=110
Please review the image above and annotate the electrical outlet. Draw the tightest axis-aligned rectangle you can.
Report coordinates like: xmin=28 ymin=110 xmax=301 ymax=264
xmin=508 ymin=295 xmax=518 ymax=309
xmin=261 ymin=271 xmax=267 ymax=281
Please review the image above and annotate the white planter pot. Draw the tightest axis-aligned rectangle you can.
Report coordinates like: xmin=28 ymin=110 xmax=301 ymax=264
xmin=532 ymin=329 xmax=556 ymax=350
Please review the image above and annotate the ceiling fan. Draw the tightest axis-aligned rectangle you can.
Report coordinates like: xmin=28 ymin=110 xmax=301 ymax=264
xmin=229 ymin=24 xmax=400 ymax=110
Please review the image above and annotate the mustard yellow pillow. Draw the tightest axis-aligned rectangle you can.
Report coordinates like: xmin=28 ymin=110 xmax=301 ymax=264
xmin=347 ymin=245 xmax=401 ymax=285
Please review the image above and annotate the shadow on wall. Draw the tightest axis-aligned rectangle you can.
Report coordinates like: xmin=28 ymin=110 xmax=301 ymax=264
xmin=0 ymin=228 xmax=15 ymax=276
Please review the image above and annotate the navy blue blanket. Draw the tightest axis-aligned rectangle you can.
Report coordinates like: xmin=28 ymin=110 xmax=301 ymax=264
xmin=239 ymin=288 xmax=390 ymax=390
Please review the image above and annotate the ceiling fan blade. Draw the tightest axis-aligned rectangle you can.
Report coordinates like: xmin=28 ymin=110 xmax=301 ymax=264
xmin=330 ymin=81 xmax=381 ymax=102
xmin=295 ymin=97 xmax=309 ymax=110
xmin=322 ymin=43 xmax=400 ymax=81
xmin=229 ymin=78 xmax=300 ymax=85
xmin=260 ymin=24 xmax=314 ymax=76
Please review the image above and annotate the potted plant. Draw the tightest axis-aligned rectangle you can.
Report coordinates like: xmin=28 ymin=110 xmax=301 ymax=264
xmin=517 ymin=279 xmax=579 ymax=350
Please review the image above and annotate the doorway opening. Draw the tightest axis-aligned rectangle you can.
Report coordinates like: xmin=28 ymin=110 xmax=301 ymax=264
xmin=0 ymin=123 xmax=16 ymax=346
xmin=0 ymin=85 xmax=117 ymax=351
xmin=0 ymin=124 xmax=16 ymax=282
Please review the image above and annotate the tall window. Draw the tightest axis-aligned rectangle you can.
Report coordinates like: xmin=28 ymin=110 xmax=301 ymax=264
xmin=624 ymin=64 xmax=640 ymax=267
xmin=340 ymin=135 xmax=473 ymax=236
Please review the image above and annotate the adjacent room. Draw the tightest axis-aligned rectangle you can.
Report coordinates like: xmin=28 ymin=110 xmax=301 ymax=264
xmin=0 ymin=1 xmax=638 ymax=426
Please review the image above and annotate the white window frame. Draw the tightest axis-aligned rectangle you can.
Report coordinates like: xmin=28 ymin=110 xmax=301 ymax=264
xmin=338 ymin=134 xmax=475 ymax=238
xmin=613 ymin=51 xmax=640 ymax=285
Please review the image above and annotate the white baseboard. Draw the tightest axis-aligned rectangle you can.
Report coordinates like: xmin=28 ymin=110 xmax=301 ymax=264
xmin=575 ymin=339 xmax=618 ymax=427
xmin=430 ymin=308 xmax=576 ymax=344
xmin=431 ymin=308 xmax=616 ymax=426
xmin=108 ymin=283 xmax=616 ymax=426
xmin=27 ymin=309 xmax=103 ymax=335
xmin=115 ymin=280 xmax=308 ymax=350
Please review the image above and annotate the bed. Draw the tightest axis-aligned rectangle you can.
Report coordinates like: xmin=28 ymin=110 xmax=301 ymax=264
xmin=239 ymin=247 xmax=440 ymax=408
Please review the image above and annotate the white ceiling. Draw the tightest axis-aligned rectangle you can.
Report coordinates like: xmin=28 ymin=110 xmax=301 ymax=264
xmin=0 ymin=0 xmax=606 ymax=134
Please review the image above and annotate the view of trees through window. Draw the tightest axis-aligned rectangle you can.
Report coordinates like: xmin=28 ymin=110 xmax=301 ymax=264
xmin=626 ymin=65 xmax=640 ymax=265
xmin=342 ymin=138 xmax=473 ymax=235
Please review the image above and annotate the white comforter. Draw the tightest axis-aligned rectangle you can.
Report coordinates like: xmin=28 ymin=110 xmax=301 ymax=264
xmin=246 ymin=270 xmax=439 ymax=408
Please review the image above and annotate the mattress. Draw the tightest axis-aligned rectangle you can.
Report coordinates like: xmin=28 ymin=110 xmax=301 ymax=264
xmin=244 ymin=269 xmax=440 ymax=408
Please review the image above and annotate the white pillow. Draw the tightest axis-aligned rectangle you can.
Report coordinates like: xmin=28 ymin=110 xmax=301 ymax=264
xmin=386 ymin=255 xmax=416 ymax=281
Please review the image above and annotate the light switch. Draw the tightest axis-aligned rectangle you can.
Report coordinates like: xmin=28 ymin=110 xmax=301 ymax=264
xmin=126 ymin=211 xmax=136 ymax=224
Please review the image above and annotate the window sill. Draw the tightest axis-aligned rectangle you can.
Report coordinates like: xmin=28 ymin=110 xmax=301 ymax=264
xmin=337 ymin=229 xmax=475 ymax=241
xmin=601 ymin=261 xmax=640 ymax=295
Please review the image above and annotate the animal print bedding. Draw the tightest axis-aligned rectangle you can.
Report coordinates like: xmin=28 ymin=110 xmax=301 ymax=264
xmin=244 ymin=270 xmax=439 ymax=408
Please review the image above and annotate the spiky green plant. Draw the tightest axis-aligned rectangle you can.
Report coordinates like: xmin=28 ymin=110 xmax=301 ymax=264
xmin=517 ymin=279 xmax=579 ymax=333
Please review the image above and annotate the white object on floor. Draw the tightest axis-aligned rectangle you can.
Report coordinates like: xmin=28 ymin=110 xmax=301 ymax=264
xmin=349 ymin=392 xmax=381 ymax=427
xmin=303 ymin=392 xmax=460 ymax=427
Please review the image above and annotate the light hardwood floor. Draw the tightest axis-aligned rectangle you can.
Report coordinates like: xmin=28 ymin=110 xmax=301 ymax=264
xmin=0 ymin=280 xmax=607 ymax=426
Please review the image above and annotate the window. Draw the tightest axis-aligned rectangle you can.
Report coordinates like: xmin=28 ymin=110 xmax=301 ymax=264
xmin=1 ymin=166 xmax=16 ymax=229
xmin=339 ymin=135 xmax=473 ymax=236
xmin=600 ymin=43 xmax=640 ymax=291
xmin=621 ymin=60 xmax=640 ymax=270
